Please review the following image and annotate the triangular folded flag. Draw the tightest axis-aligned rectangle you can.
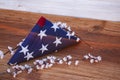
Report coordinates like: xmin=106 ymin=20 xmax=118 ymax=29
xmin=8 ymin=16 xmax=80 ymax=65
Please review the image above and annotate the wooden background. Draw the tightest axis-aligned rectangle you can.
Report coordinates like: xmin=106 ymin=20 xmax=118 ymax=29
xmin=0 ymin=0 xmax=120 ymax=21
xmin=0 ymin=9 xmax=120 ymax=80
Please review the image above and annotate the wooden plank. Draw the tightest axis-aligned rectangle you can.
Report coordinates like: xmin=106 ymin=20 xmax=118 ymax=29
xmin=0 ymin=9 xmax=120 ymax=80
xmin=0 ymin=0 xmax=120 ymax=21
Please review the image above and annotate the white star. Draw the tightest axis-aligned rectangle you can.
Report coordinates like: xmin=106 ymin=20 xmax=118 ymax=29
xmin=20 ymin=45 xmax=29 ymax=55
xmin=66 ymin=31 xmax=72 ymax=39
xmin=38 ymin=30 xmax=47 ymax=39
xmin=24 ymin=52 xmax=34 ymax=61
xmin=76 ymin=38 xmax=80 ymax=42
xmin=51 ymin=23 xmax=59 ymax=32
xmin=39 ymin=44 xmax=48 ymax=54
xmin=17 ymin=38 xmax=25 ymax=46
xmin=53 ymin=37 xmax=62 ymax=47
xmin=71 ymin=32 xmax=75 ymax=36
xmin=67 ymin=26 xmax=71 ymax=31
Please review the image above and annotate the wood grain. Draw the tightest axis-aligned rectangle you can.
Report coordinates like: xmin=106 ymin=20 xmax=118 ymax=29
xmin=0 ymin=9 xmax=120 ymax=80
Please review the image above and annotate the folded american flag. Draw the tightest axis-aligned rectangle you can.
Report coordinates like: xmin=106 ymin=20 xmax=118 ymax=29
xmin=8 ymin=16 xmax=80 ymax=65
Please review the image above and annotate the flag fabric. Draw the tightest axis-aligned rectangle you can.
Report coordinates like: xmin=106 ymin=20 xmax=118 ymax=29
xmin=8 ymin=16 xmax=80 ymax=65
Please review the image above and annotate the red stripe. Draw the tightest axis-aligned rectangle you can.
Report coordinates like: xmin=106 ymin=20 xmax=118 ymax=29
xmin=37 ymin=16 xmax=46 ymax=27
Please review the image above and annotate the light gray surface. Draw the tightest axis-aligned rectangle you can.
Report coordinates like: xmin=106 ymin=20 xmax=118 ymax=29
xmin=0 ymin=0 xmax=120 ymax=21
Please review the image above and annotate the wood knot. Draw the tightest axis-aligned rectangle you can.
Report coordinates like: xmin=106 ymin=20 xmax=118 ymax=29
xmin=88 ymin=25 xmax=104 ymax=32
